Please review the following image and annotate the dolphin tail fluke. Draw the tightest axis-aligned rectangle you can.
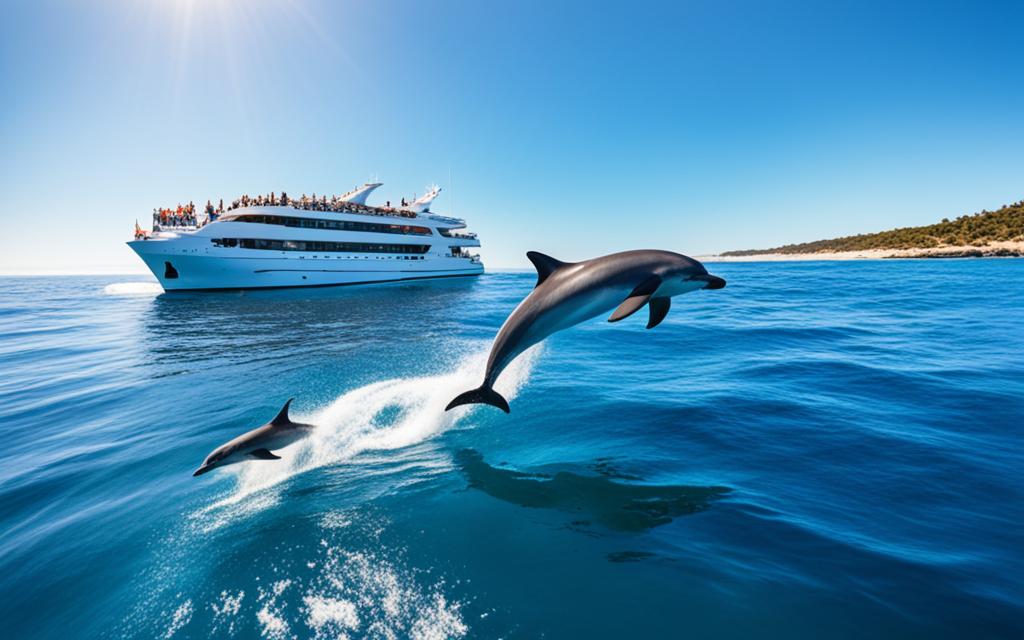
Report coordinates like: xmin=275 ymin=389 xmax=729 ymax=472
xmin=445 ymin=385 xmax=510 ymax=413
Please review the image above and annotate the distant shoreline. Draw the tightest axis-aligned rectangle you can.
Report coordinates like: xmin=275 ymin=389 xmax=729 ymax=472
xmin=703 ymin=241 xmax=1024 ymax=262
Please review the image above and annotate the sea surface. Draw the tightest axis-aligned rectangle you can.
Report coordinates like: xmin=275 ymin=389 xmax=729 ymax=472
xmin=1 ymin=261 xmax=1022 ymax=639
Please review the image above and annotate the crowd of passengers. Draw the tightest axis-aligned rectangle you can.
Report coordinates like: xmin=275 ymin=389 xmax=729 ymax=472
xmin=226 ymin=191 xmax=417 ymax=218
xmin=153 ymin=200 xmax=226 ymax=229
xmin=153 ymin=190 xmax=418 ymax=230
xmin=153 ymin=202 xmax=201 ymax=228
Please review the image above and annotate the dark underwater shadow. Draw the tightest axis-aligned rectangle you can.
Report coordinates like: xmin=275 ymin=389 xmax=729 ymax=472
xmin=456 ymin=449 xmax=731 ymax=532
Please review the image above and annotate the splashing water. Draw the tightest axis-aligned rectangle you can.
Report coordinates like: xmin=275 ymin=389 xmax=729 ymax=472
xmin=103 ymin=281 xmax=163 ymax=296
xmin=155 ymin=522 xmax=469 ymax=640
xmin=193 ymin=345 xmax=542 ymax=527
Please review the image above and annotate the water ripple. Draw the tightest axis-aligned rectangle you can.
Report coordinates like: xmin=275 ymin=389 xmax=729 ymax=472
xmin=0 ymin=263 xmax=1022 ymax=639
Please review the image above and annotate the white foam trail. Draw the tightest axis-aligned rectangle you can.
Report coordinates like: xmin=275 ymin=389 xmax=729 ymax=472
xmin=193 ymin=346 xmax=541 ymax=528
xmin=162 ymin=599 xmax=194 ymax=639
xmin=103 ymin=281 xmax=163 ymax=296
xmin=300 ymin=546 xmax=467 ymax=639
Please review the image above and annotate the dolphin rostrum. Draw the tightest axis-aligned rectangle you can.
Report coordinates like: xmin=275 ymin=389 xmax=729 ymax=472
xmin=445 ymin=250 xmax=726 ymax=413
xmin=192 ymin=399 xmax=316 ymax=476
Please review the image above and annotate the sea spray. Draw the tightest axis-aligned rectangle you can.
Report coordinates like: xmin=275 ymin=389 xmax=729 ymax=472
xmin=103 ymin=281 xmax=163 ymax=296
xmin=193 ymin=345 xmax=542 ymax=526
xmin=139 ymin=504 xmax=471 ymax=638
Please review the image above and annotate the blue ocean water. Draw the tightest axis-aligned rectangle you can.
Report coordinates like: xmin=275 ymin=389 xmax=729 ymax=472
xmin=1 ymin=260 xmax=1022 ymax=639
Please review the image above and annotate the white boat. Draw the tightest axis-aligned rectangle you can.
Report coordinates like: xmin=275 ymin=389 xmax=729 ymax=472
xmin=128 ymin=183 xmax=483 ymax=291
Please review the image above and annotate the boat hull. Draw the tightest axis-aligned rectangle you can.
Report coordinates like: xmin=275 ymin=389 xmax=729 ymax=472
xmin=128 ymin=240 xmax=483 ymax=291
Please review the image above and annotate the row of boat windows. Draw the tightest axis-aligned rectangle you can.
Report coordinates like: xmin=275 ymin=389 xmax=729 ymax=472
xmin=220 ymin=214 xmax=433 ymax=236
xmin=211 ymin=238 xmax=431 ymax=254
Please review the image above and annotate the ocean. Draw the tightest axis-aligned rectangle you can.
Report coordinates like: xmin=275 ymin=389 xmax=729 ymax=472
xmin=0 ymin=260 xmax=1021 ymax=639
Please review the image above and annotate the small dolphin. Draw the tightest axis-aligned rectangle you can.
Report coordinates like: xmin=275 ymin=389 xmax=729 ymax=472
xmin=192 ymin=399 xmax=316 ymax=476
xmin=446 ymin=250 xmax=726 ymax=413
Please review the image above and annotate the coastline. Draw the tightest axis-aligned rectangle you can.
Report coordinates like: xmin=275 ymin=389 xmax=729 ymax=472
xmin=702 ymin=240 xmax=1024 ymax=262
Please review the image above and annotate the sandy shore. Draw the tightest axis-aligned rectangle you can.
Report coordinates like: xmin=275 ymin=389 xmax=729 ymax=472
xmin=701 ymin=240 xmax=1024 ymax=262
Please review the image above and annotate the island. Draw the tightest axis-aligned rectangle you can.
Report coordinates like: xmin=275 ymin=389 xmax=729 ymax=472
xmin=714 ymin=200 xmax=1024 ymax=260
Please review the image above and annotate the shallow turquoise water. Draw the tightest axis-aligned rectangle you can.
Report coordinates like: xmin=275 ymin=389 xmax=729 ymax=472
xmin=0 ymin=261 xmax=1022 ymax=638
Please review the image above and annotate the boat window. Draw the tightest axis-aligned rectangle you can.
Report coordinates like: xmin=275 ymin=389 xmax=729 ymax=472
xmin=215 ymin=238 xmax=431 ymax=254
xmin=224 ymin=214 xmax=433 ymax=236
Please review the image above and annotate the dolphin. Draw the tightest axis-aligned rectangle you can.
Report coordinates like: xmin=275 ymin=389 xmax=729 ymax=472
xmin=192 ymin=399 xmax=316 ymax=476
xmin=445 ymin=250 xmax=726 ymax=413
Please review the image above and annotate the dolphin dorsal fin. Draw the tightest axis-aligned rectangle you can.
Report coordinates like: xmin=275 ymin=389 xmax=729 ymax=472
xmin=271 ymin=398 xmax=294 ymax=426
xmin=526 ymin=251 xmax=571 ymax=288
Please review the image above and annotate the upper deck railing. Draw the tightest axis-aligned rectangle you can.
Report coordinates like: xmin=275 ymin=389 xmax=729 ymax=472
xmin=152 ymin=222 xmax=200 ymax=232
xmin=225 ymin=193 xmax=420 ymax=220
xmin=285 ymin=201 xmax=417 ymax=219
xmin=144 ymin=188 xmax=467 ymax=239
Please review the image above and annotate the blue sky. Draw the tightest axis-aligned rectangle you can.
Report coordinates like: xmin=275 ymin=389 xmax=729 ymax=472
xmin=1 ymin=0 xmax=1022 ymax=273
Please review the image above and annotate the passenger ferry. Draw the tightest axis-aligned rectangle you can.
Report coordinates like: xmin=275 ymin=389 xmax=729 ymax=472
xmin=128 ymin=183 xmax=483 ymax=291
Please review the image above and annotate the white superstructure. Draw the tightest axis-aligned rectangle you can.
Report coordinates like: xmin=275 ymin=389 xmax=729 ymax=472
xmin=128 ymin=183 xmax=483 ymax=291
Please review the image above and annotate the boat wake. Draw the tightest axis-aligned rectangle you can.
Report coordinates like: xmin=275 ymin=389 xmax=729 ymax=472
xmin=192 ymin=346 xmax=541 ymax=530
xmin=103 ymin=281 xmax=163 ymax=296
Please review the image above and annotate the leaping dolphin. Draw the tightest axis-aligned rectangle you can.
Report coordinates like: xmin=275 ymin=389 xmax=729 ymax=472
xmin=192 ymin=399 xmax=316 ymax=476
xmin=445 ymin=250 xmax=726 ymax=413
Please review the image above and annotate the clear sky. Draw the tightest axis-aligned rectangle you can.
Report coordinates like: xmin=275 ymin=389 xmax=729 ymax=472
xmin=1 ymin=0 xmax=1022 ymax=273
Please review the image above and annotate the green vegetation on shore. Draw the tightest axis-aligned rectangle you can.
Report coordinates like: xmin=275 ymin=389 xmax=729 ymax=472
xmin=722 ymin=200 xmax=1024 ymax=256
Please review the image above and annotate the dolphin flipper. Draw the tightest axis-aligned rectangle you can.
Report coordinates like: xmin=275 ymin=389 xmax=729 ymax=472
xmin=445 ymin=385 xmax=511 ymax=413
xmin=647 ymin=297 xmax=671 ymax=329
xmin=526 ymin=251 xmax=571 ymax=288
xmin=248 ymin=448 xmax=282 ymax=460
xmin=608 ymin=275 xmax=663 ymax=322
